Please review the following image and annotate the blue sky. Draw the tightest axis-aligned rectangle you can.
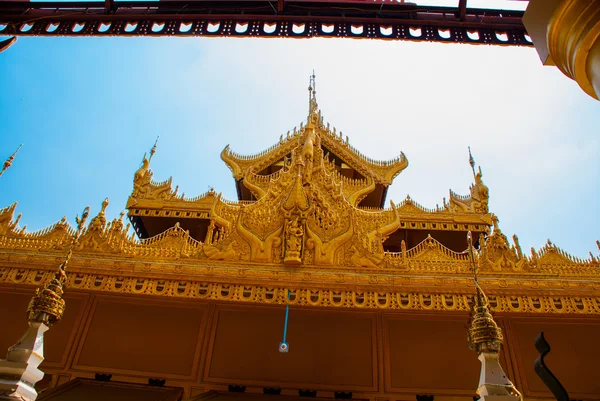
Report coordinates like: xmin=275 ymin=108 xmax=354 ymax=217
xmin=0 ymin=37 xmax=598 ymax=258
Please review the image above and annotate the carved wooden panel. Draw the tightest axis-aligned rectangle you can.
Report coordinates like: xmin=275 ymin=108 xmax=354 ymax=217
xmin=205 ymin=305 xmax=377 ymax=391
xmin=383 ymin=313 xmax=512 ymax=394
xmin=72 ymin=295 xmax=209 ymax=378
xmin=0 ymin=287 xmax=32 ymax=353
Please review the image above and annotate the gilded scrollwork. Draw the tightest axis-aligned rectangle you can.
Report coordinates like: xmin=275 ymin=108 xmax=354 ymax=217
xmin=1 ymin=264 xmax=599 ymax=315
xmin=479 ymin=215 xmax=526 ymax=272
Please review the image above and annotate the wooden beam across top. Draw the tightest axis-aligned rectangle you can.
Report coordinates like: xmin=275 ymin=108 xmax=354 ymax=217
xmin=0 ymin=0 xmax=532 ymax=45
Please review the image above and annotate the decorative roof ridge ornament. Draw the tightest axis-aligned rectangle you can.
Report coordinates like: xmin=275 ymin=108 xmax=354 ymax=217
xmin=468 ymin=146 xmax=477 ymax=179
xmin=138 ymin=136 xmax=159 ymax=169
xmin=447 ymin=148 xmax=490 ymax=214
xmin=466 ymin=231 xmax=522 ymax=401
xmin=149 ymin=135 xmax=159 ymax=163
xmin=308 ymin=70 xmax=318 ymax=118
xmin=0 ymin=205 xmax=89 ymax=401
xmin=0 ymin=143 xmax=23 ymax=178
xmin=130 ymin=137 xmax=165 ymax=201
xmin=468 ymin=147 xmax=486 ymax=191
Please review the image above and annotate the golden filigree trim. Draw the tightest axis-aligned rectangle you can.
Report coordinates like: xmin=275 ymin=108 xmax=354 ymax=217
xmin=1 ymin=266 xmax=599 ymax=314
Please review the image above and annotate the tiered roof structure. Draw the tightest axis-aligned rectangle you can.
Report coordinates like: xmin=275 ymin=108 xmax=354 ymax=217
xmin=1 ymin=76 xmax=599 ymax=309
xmin=126 ymin=74 xmax=495 ymax=268
xmin=0 ymin=75 xmax=598 ymax=401
xmin=0 ymin=75 xmax=598 ymax=310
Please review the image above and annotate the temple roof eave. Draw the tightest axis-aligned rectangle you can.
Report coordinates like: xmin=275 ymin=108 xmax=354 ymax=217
xmin=220 ymin=133 xmax=302 ymax=181
xmin=318 ymin=132 xmax=409 ymax=185
xmin=220 ymin=145 xmax=244 ymax=180
xmin=2 ymin=249 xmax=599 ymax=300
xmin=220 ymin=125 xmax=410 ymax=187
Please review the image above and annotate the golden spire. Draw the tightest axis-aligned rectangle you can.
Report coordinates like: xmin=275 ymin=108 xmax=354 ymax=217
xmin=308 ymin=71 xmax=318 ymax=116
xmin=0 ymin=144 xmax=22 ymax=178
xmin=466 ymin=231 xmax=503 ymax=353
xmin=468 ymin=146 xmax=476 ymax=178
xmin=26 ymin=205 xmax=90 ymax=326
xmin=149 ymin=136 xmax=159 ymax=163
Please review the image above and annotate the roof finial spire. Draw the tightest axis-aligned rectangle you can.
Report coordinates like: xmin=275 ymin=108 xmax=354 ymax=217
xmin=308 ymin=70 xmax=318 ymax=116
xmin=0 ymin=143 xmax=23 ymax=178
xmin=468 ymin=146 xmax=476 ymax=178
xmin=149 ymin=136 xmax=159 ymax=163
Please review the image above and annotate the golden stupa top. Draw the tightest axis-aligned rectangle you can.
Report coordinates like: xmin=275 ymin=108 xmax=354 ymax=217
xmin=26 ymin=205 xmax=90 ymax=327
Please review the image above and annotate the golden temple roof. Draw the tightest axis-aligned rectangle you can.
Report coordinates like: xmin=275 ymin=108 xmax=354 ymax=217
xmin=114 ymin=75 xmax=569 ymax=268
xmin=0 ymin=75 xmax=598 ymax=289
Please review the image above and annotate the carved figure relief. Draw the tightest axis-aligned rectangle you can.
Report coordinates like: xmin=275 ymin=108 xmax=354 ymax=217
xmin=284 ymin=217 xmax=304 ymax=264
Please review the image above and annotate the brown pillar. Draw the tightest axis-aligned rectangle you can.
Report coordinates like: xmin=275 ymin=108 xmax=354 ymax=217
xmin=524 ymin=0 xmax=600 ymax=100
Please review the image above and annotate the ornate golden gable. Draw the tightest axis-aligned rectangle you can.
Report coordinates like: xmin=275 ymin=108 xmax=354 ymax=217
xmin=120 ymin=75 xmax=510 ymax=267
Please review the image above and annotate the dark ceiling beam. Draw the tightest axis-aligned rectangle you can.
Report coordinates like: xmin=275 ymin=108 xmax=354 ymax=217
xmin=0 ymin=0 xmax=531 ymax=46
xmin=457 ymin=0 xmax=467 ymax=21
xmin=105 ymin=0 xmax=116 ymax=13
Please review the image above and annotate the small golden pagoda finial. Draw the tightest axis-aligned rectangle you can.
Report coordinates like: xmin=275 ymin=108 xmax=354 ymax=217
xmin=0 ymin=144 xmax=23 ymax=178
xmin=308 ymin=70 xmax=318 ymax=116
xmin=1 ymin=205 xmax=90 ymax=400
xmin=467 ymin=231 xmax=503 ymax=353
xmin=27 ymin=205 xmax=90 ymax=326
xmin=466 ymin=231 xmax=522 ymax=401
xmin=87 ymin=198 xmax=109 ymax=232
